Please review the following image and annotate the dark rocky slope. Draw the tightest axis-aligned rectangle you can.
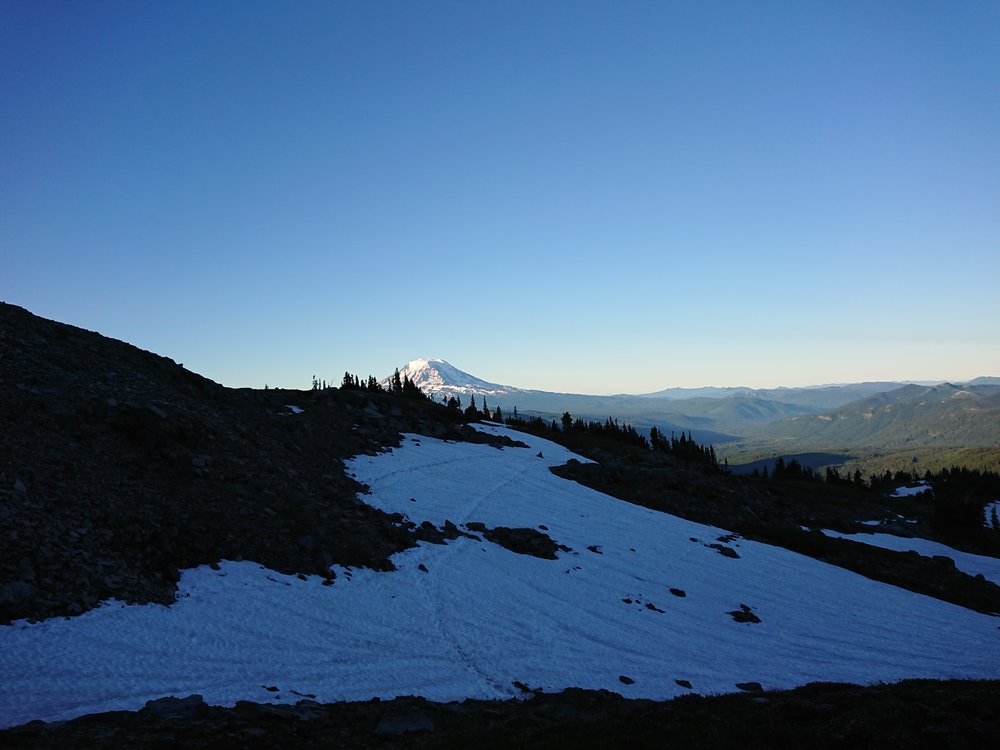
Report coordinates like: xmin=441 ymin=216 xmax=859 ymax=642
xmin=0 ymin=302 xmax=500 ymax=623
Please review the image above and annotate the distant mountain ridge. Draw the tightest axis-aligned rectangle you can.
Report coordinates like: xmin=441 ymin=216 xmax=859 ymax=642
xmin=761 ymin=382 xmax=1000 ymax=448
xmin=385 ymin=359 xmax=998 ymax=443
xmin=640 ymin=382 xmax=920 ymax=411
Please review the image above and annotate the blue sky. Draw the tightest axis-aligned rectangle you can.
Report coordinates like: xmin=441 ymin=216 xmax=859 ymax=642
xmin=3 ymin=1 xmax=998 ymax=393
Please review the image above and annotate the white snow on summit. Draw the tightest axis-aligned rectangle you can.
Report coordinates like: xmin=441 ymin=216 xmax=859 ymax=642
xmin=384 ymin=358 xmax=525 ymax=399
xmin=3 ymin=425 xmax=1000 ymax=728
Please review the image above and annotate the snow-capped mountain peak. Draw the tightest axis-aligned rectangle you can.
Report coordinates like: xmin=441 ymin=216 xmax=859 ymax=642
xmin=384 ymin=358 xmax=522 ymax=399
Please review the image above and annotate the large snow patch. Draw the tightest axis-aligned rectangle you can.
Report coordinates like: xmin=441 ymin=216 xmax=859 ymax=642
xmin=2 ymin=425 xmax=999 ymax=728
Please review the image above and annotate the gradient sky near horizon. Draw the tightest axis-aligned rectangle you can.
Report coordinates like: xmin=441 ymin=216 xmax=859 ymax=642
xmin=3 ymin=1 xmax=998 ymax=393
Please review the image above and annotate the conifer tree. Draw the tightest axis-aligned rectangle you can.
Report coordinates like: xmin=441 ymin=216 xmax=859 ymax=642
xmin=464 ymin=394 xmax=480 ymax=419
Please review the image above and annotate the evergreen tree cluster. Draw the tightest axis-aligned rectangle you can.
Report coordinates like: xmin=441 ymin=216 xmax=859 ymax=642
xmin=438 ymin=392 xmax=505 ymax=422
xmin=336 ymin=372 xmax=383 ymax=393
xmin=750 ymin=457 xmax=1000 ymax=534
xmin=333 ymin=369 xmax=428 ymax=400
xmin=769 ymin=456 xmax=822 ymax=481
xmin=751 ymin=461 xmax=887 ymax=487
xmin=515 ymin=410 xmax=648 ymax=450
xmin=922 ymin=466 xmax=1000 ymax=533
xmin=864 ymin=464 xmax=1000 ymax=507
xmin=865 ymin=468 xmax=926 ymax=491
xmin=499 ymin=409 xmax=720 ymax=463
xmin=310 ymin=375 xmax=335 ymax=391
xmin=823 ymin=466 xmax=868 ymax=487
xmin=648 ymin=426 xmax=718 ymax=468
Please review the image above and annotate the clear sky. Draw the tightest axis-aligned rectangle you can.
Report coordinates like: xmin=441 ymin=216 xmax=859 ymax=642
xmin=3 ymin=1 xmax=998 ymax=393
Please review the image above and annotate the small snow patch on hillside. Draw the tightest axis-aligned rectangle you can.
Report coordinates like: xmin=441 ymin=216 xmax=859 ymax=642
xmin=984 ymin=501 xmax=1000 ymax=529
xmin=891 ymin=482 xmax=930 ymax=497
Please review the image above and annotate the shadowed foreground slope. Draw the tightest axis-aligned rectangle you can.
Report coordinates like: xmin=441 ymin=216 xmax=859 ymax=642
xmin=0 ymin=302 xmax=497 ymax=623
xmin=3 ymin=681 xmax=1000 ymax=749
